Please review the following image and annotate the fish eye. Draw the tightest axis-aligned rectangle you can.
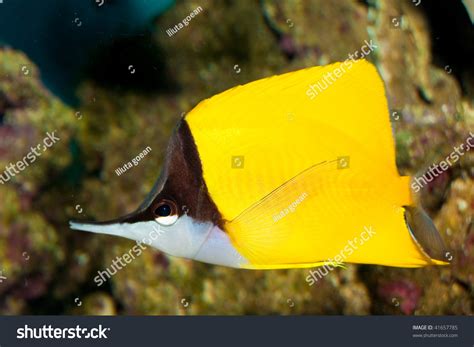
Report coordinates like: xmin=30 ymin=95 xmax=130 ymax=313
xmin=153 ymin=200 xmax=178 ymax=226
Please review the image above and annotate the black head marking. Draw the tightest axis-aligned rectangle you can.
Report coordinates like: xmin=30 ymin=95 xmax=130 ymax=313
xmin=121 ymin=119 xmax=224 ymax=228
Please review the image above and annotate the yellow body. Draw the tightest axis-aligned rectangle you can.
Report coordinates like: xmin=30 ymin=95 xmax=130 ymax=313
xmin=186 ymin=60 xmax=445 ymax=269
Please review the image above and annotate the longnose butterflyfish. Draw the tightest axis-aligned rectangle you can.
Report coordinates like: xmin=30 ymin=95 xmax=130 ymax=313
xmin=70 ymin=59 xmax=450 ymax=269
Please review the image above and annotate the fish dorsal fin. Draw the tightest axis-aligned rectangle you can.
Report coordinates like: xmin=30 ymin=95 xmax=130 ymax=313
xmin=404 ymin=206 xmax=450 ymax=263
xmin=186 ymin=60 xmax=400 ymax=221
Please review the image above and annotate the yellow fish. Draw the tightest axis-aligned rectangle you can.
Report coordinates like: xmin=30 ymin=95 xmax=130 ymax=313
xmin=70 ymin=60 xmax=449 ymax=270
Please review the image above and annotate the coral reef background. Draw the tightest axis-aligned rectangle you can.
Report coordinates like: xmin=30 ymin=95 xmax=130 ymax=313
xmin=0 ymin=0 xmax=473 ymax=315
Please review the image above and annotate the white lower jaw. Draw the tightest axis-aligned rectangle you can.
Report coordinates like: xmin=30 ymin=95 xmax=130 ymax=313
xmin=70 ymin=221 xmax=126 ymax=237
xmin=70 ymin=217 xmax=248 ymax=268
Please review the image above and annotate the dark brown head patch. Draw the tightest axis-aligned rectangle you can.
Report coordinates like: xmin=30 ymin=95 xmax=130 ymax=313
xmin=124 ymin=119 xmax=224 ymax=228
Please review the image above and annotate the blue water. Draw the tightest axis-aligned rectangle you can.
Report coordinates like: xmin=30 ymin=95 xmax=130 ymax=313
xmin=0 ymin=0 xmax=174 ymax=104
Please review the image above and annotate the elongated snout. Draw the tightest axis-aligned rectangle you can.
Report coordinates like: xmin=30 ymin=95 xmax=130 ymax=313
xmin=69 ymin=206 xmax=149 ymax=236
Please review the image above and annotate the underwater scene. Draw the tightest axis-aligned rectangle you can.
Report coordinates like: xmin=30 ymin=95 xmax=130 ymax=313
xmin=0 ymin=0 xmax=473 ymax=316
